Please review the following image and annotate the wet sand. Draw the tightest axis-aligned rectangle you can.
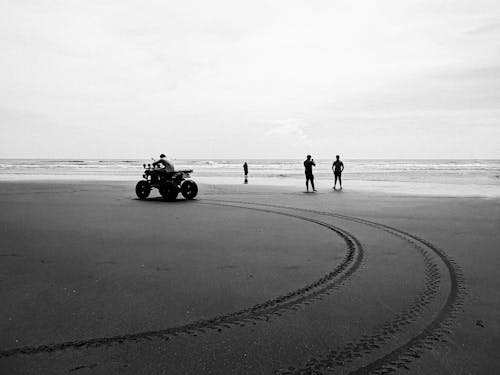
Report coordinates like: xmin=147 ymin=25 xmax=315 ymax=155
xmin=0 ymin=181 xmax=499 ymax=374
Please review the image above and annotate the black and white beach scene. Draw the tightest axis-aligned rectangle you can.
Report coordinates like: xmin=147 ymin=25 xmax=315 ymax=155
xmin=1 ymin=1 xmax=499 ymax=374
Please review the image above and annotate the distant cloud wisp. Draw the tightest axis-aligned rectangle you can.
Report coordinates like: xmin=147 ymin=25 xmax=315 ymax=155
xmin=265 ymin=119 xmax=312 ymax=146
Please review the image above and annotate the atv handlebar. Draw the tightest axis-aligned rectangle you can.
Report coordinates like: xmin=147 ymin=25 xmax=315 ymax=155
xmin=142 ymin=164 xmax=193 ymax=174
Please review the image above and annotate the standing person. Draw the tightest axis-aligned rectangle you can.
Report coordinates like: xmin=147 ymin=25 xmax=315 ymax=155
xmin=243 ymin=162 xmax=248 ymax=177
xmin=303 ymin=155 xmax=316 ymax=192
xmin=332 ymin=155 xmax=344 ymax=190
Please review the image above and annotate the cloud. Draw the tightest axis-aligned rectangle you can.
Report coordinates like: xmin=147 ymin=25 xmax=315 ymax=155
xmin=465 ymin=22 xmax=500 ymax=35
xmin=265 ymin=119 xmax=312 ymax=146
xmin=1 ymin=0 xmax=500 ymax=158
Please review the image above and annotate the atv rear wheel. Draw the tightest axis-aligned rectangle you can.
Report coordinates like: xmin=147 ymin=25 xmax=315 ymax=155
xmin=181 ymin=180 xmax=198 ymax=200
xmin=135 ymin=180 xmax=151 ymax=199
xmin=159 ymin=181 xmax=179 ymax=201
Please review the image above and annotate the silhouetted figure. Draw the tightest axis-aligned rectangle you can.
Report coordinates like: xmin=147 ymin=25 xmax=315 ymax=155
xmin=332 ymin=155 xmax=344 ymax=190
xmin=151 ymin=154 xmax=175 ymax=184
xmin=243 ymin=162 xmax=248 ymax=176
xmin=304 ymin=155 xmax=316 ymax=192
xmin=244 ymin=177 xmax=248 ymax=184
xmin=152 ymin=154 xmax=175 ymax=172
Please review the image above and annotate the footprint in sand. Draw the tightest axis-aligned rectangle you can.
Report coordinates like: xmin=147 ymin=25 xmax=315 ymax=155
xmin=217 ymin=265 xmax=237 ymax=270
xmin=155 ymin=266 xmax=171 ymax=272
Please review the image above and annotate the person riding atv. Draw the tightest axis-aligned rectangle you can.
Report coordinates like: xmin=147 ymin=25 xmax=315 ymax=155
xmin=152 ymin=153 xmax=174 ymax=172
xmin=135 ymin=154 xmax=198 ymax=201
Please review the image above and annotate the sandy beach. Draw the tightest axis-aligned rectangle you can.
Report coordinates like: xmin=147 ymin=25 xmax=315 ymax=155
xmin=1 ymin=180 xmax=499 ymax=374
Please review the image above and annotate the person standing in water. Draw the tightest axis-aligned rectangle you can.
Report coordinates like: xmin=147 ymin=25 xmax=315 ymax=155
xmin=243 ymin=162 xmax=249 ymax=184
xmin=303 ymin=155 xmax=316 ymax=192
xmin=332 ymin=155 xmax=344 ymax=190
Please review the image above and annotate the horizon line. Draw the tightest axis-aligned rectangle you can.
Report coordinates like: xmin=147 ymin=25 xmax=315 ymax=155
xmin=0 ymin=157 xmax=499 ymax=161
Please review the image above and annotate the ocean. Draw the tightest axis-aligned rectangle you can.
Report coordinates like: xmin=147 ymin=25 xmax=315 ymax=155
xmin=1 ymin=159 xmax=499 ymax=197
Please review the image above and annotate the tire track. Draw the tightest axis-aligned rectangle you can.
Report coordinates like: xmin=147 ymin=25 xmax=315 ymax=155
xmin=0 ymin=203 xmax=363 ymax=359
xmin=204 ymin=199 xmax=465 ymax=375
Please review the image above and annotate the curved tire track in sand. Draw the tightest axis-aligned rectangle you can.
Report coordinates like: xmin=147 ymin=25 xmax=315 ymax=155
xmin=205 ymin=199 xmax=465 ymax=375
xmin=0 ymin=202 xmax=364 ymax=359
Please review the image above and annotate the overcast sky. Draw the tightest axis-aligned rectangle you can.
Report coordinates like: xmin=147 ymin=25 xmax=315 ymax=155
xmin=1 ymin=0 xmax=499 ymax=159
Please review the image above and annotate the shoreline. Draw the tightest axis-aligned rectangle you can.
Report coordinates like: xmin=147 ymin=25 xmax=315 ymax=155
xmin=0 ymin=175 xmax=499 ymax=198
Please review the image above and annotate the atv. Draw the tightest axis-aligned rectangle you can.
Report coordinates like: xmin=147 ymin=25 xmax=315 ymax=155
xmin=135 ymin=164 xmax=198 ymax=201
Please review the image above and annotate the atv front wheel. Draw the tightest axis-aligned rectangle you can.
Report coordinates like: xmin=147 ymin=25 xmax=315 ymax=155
xmin=135 ymin=180 xmax=151 ymax=199
xmin=181 ymin=180 xmax=198 ymax=200
xmin=159 ymin=181 xmax=179 ymax=201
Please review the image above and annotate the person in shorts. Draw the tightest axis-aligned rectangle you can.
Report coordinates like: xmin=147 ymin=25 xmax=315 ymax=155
xmin=304 ymin=155 xmax=316 ymax=192
xmin=332 ymin=155 xmax=344 ymax=190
